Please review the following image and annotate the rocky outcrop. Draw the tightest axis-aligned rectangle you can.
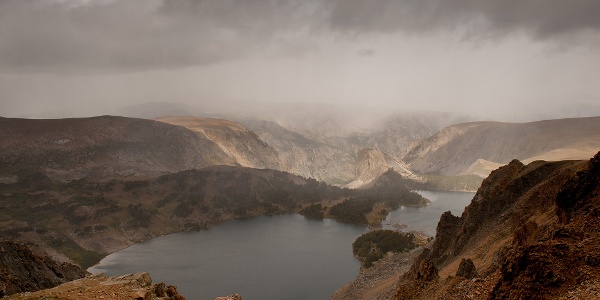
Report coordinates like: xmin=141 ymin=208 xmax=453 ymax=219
xmin=8 ymin=272 xmax=186 ymax=300
xmin=0 ymin=240 xmax=87 ymax=296
xmin=490 ymin=151 xmax=600 ymax=299
xmin=404 ymin=117 xmax=600 ymax=175
xmin=391 ymin=151 xmax=600 ymax=299
xmin=455 ymin=258 xmax=477 ymax=279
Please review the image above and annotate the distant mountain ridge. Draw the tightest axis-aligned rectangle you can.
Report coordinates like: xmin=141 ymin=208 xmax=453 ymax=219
xmin=0 ymin=116 xmax=278 ymax=181
xmin=404 ymin=116 xmax=600 ymax=176
xmin=239 ymin=111 xmax=478 ymax=183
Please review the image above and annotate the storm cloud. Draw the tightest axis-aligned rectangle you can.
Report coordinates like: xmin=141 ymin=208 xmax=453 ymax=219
xmin=1 ymin=0 xmax=599 ymax=73
xmin=0 ymin=0 xmax=599 ymax=121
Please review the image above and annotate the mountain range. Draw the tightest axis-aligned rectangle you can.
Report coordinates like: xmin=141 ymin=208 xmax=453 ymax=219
xmin=1 ymin=105 xmax=599 ymax=299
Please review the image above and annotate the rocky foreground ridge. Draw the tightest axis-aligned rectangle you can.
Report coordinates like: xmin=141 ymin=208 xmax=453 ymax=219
xmin=7 ymin=272 xmax=187 ymax=300
xmin=0 ymin=240 xmax=86 ymax=296
xmin=391 ymin=151 xmax=600 ymax=299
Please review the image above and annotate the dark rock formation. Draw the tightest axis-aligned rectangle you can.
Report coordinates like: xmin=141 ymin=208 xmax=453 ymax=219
xmin=490 ymin=151 xmax=600 ymax=299
xmin=0 ymin=240 xmax=87 ymax=295
xmin=456 ymin=258 xmax=478 ymax=279
xmin=393 ymin=151 xmax=600 ymax=299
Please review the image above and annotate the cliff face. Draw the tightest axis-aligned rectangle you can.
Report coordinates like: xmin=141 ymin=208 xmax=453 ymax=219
xmin=0 ymin=240 xmax=87 ymax=296
xmin=240 ymin=111 xmax=475 ymax=184
xmin=349 ymin=148 xmax=417 ymax=188
xmin=156 ymin=116 xmax=282 ymax=170
xmin=393 ymin=151 xmax=600 ymax=299
xmin=404 ymin=117 xmax=600 ymax=176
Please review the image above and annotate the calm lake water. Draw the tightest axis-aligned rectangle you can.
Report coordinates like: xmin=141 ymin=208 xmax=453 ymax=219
xmin=89 ymin=215 xmax=367 ymax=300
xmin=88 ymin=190 xmax=474 ymax=299
xmin=384 ymin=190 xmax=475 ymax=236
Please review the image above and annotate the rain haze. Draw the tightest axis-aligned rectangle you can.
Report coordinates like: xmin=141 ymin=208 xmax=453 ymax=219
xmin=1 ymin=0 xmax=600 ymax=121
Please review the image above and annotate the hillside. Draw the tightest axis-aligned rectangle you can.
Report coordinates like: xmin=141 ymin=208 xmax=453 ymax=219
xmin=404 ymin=117 xmax=600 ymax=176
xmin=0 ymin=164 xmax=425 ymax=271
xmin=156 ymin=116 xmax=282 ymax=170
xmin=0 ymin=116 xmax=235 ymax=181
xmin=387 ymin=151 xmax=600 ymax=299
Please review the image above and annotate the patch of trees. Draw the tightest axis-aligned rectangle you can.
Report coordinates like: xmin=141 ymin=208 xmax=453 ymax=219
xmin=329 ymin=198 xmax=374 ymax=225
xmin=300 ymin=204 xmax=324 ymax=220
xmin=352 ymin=230 xmax=418 ymax=268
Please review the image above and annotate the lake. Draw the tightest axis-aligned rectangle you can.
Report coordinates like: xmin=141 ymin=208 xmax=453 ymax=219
xmin=383 ymin=190 xmax=475 ymax=236
xmin=89 ymin=214 xmax=367 ymax=300
xmin=88 ymin=190 xmax=474 ymax=299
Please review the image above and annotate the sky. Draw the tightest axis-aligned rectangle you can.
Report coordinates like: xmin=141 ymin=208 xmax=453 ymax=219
xmin=1 ymin=0 xmax=600 ymax=121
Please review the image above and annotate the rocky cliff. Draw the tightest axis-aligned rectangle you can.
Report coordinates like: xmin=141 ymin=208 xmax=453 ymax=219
xmin=391 ymin=151 xmax=600 ymax=299
xmin=349 ymin=148 xmax=417 ymax=188
xmin=404 ymin=117 xmax=600 ymax=176
xmin=156 ymin=116 xmax=282 ymax=170
xmin=0 ymin=240 xmax=87 ymax=296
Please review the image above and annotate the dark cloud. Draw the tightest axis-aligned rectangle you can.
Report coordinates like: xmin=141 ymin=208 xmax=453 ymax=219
xmin=0 ymin=0 xmax=598 ymax=73
xmin=328 ymin=0 xmax=600 ymax=39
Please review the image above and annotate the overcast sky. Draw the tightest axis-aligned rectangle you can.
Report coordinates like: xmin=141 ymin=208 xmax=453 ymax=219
xmin=1 ymin=0 xmax=599 ymax=121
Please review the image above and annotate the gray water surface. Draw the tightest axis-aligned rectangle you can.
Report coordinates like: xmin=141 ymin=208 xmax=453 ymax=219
xmin=89 ymin=214 xmax=366 ymax=300
xmin=384 ymin=190 xmax=475 ymax=236
xmin=89 ymin=190 xmax=474 ymax=299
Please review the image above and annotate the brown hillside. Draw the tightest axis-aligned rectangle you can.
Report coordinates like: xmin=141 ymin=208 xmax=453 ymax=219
xmin=0 ymin=116 xmax=235 ymax=181
xmin=393 ymin=151 xmax=600 ymax=299
xmin=404 ymin=117 xmax=600 ymax=175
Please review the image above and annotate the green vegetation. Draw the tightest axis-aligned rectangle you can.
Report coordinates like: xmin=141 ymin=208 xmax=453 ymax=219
xmin=352 ymin=230 xmax=418 ymax=268
xmin=329 ymin=197 xmax=373 ymax=225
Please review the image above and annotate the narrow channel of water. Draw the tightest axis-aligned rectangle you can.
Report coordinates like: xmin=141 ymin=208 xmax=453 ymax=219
xmin=383 ymin=190 xmax=475 ymax=236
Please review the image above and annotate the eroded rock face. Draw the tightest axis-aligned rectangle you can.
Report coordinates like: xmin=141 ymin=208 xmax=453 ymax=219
xmin=456 ymin=258 xmax=478 ymax=279
xmin=392 ymin=152 xmax=600 ymax=299
xmin=490 ymin=151 xmax=600 ymax=299
xmin=0 ymin=240 xmax=87 ymax=296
